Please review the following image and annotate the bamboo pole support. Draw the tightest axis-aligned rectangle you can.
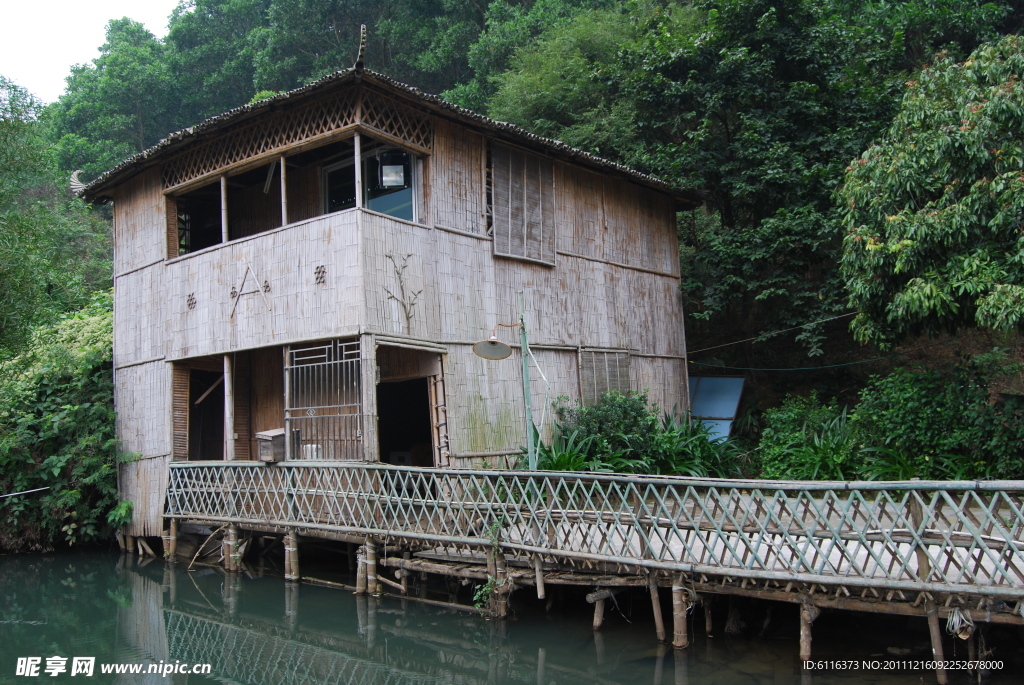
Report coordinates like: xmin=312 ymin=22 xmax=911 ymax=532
xmin=799 ymin=601 xmax=820 ymax=662
xmin=649 ymin=573 xmax=666 ymax=642
xmin=366 ymin=537 xmax=379 ymax=595
xmin=224 ymin=355 xmax=235 ymax=460
xmin=285 ymin=578 xmax=299 ymax=630
xmin=126 ymin=534 xmax=136 ymax=555
xmin=224 ymin=524 xmax=239 ymax=572
xmin=593 ymin=598 xmax=606 ymax=631
xmin=532 ymin=554 xmax=545 ymax=600
xmin=137 ymin=537 xmax=155 ymax=558
xmin=400 ymin=551 xmax=410 ymax=594
xmin=168 ymin=519 xmax=178 ymax=559
xmin=925 ymin=601 xmax=949 ymax=685
xmin=672 ymin=576 xmax=689 ymax=649
xmin=355 ymin=547 xmax=367 ymax=595
xmin=703 ymin=596 xmax=714 ymax=638
xmin=495 ymin=552 xmax=509 ymax=619
xmin=910 ymin=490 xmax=949 ymax=685
xmin=284 ymin=529 xmax=300 ymax=581
xmin=220 ymin=174 xmax=229 ymax=242
xmin=279 ymin=154 xmax=288 ymax=226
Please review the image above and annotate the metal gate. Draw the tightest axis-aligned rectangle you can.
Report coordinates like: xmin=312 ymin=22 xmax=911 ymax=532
xmin=285 ymin=339 xmax=362 ymax=460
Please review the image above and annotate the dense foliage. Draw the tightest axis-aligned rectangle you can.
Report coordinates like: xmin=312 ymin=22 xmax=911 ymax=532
xmin=840 ymin=35 xmax=1024 ymax=347
xmin=0 ymin=293 xmax=130 ymax=553
xmin=757 ymin=352 xmax=1024 ymax=481
xmin=539 ymin=392 xmax=743 ymax=477
xmin=0 ymin=78 xmax=110 ymax=356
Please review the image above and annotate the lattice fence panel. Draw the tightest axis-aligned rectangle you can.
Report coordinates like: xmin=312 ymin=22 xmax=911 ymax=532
xmin=163 ymin=89 xmax=359 ymax=188
xmin=166 ymin=464 xmax=1024 ymax=596
xmin=360 ymin=92 xmax=433 ymax=152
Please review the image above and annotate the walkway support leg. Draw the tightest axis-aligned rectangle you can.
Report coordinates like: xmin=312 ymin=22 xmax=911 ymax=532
xmin=366 ymin=537 xmax=379 ymax=595
xmin=925 ymin=600 xmax=949 ymax=685
xmin=168 ymin=519 xmax=178 ymax=559
xmin=355 ymin=547 xmax=367 ymax=594
xmin=284 ymin=529 xmax=300 ymax=581
xmin=671 ymin=576 xmax=689 ymax=649
xmin=649 ymin=573 xmax=666 ymax=643
xmin=799 ymin=601 xmax=820 ymax=662
xmin=593 ymin=598 xmax=606 ymax=631
xmin=224 ymin=524 xmax=238 ymax=573
xmin=703 ymin=596 xmax=714 ymax=637
xmin=533 ymin=554 xmax=545 ymax=600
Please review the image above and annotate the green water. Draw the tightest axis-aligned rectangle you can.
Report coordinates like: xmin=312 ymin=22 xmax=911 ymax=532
xmin=0 ymin=552 xmax=1019 ymax=684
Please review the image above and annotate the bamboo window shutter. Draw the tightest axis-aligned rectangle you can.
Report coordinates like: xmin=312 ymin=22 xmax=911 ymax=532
xmin=491 ymin=142 xmax=555 ymax=264
xmin=580 ymin=350 xmax=631 ymax=406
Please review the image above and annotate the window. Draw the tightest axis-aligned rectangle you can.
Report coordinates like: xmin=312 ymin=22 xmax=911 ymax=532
xmin=580 ymin=350 xmax=631 ymax=406
xmin=491 ymin=142 xmax=554 ymax=264
xmin=323 ymin=140 xmax=417 ymax=222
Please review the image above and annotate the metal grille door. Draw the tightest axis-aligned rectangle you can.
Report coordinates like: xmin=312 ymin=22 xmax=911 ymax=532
xmin=286 ymin=340 xmax=362 ymax=460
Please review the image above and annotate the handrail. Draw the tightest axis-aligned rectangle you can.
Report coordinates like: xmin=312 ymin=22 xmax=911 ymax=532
xmin=165 ymin=462 xmax=1024 ymax=596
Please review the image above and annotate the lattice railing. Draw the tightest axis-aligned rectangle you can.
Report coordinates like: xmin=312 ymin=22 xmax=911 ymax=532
xmin=165 ymin=463 xmax=1024 ymax=596
xmin=163 ymin=89 xmax=432 ymax=189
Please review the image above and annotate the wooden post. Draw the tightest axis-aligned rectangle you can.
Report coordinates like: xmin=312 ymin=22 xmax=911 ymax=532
xmin=355 ymin=547 xmax=367 ymax=594
xmin=279 ymin=155 xmax=288 ymax=226
xmin=495 ymin=552 xmax=509 ymax=619
xmin=284 ymin=529 xmax=300 ymax=581
xmin=224 ymin=355 xmax=235 ymax=460
xmin=799 ymin=601 xmax=820 ymax=662
xmin=703 ymin=596 xmax=714 ymax=638
xmin=366 ymin=537 xmax=379 ymax=595
xmin=224 ymin=524 xmax=238 ymax=572
xmin=649 ymin=573 xmax=666 ymax=643
xmin=925 ymin=602 xmax=949 ymax=685
xmin=126 ymin=534 xmax=136 ymax=555
xmin=593 ymin=598 xmax=606 ymax=631
xmin=354 ymin=133 xmax=363 ymax=208
xmin=400 ymin=551 xmax=410 ymax=595
xmin=672 ymin=576 xmax=689 ymax=649
xmin=220 ymin=174 xmax=229 ymax=242
xmin=168 ymin=519 xmax=178 ymax=559
xmin=533 ymin=554 xmax=546 ymax=600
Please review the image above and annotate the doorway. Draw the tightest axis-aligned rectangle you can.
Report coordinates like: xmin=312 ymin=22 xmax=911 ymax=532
xmin=188 ymin=369 xmax=224 ymax=460
xmin=377 ymin=377 xmax=433 ymax=467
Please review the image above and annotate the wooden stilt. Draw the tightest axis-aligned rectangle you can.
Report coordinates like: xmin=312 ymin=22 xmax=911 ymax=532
xmin=224 ymin=524 xmax=239 ymax=572
xmin=533 ymin=554 xmax=545 ymax=600
xmin=925 ymin=600 xmax=949 ymax=685
xmin=799 ymin=602 xmax=820 ymax=662
xmin=593 ymin=598 xmax=606 ymax=631
xmin=168 ymin=519 xmax=179 ymax=559
xmin=672 ymin=576 xmax=689 ymax=649
xmin=703 ymin=596 xmax=714 ymax=638
xmin=650 ymin=573 xmax=666 ymax=643
xmin=401 ymin=551 xmax=410 ymax=595
xmin=284 ymin=529 xmax=300 ymax=581
xmin=418 ymin=571 xmax=427 ymax=599
xmin=126 ymin=534 xmax=136 ymax=554
xmin=366 ymin=537 xmax=378 ymax=595
xmin=594 ymin=630 xmax=606 ymax=666
xmin=495 ymin=552 xmax=509 ymax=619
xmin=355 ymin=547 xmax=367 ymax=594
xmin=137 ymin=537 xmax=156 ymax=558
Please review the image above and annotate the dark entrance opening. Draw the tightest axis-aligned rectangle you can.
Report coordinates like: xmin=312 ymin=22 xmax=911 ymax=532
xmin=377 ymin=377 xmax=433 ymax=467
xmin=189 ymin=369 xmax=224 ymax=460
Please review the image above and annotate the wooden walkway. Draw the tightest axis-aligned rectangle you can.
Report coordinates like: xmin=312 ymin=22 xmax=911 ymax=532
xmin=162 ymin=462 xmax=1024 ymax=681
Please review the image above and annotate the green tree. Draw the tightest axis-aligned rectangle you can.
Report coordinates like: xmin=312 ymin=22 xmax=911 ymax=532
xmin=51 ymin=19 xmax=175 ymax=180
xmin=840 ymin=34 xmax=1024 ymax=346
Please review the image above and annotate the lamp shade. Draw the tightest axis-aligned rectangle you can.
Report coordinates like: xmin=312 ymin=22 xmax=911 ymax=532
xmin=472 ymin=337 xmax=512 ymax=360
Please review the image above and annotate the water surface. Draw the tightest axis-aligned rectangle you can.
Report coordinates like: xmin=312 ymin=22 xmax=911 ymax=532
xmin=1 ymin=552 xmax=1018 ymax=683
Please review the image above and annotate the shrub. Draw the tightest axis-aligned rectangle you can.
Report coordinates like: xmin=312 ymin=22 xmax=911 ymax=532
xmin=854 ymin=351 xmax=1024 ymax=480
xmin=0 ymin=291 xmax=131 ymax=552
xmin=757 ymin=393 xmax=860 ymax=480
xmin=546 ymin=392 xmax=741 ymax=477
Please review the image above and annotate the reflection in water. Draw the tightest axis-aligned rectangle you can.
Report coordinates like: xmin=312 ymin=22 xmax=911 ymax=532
xmin=1 ymin=552 xmax=1020 ymax=684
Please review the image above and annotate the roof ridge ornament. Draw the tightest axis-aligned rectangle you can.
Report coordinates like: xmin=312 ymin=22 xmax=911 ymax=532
xmin=354 ymin=24 xmax=366 ymax=77
xmin=69 ymin=170 xmax=85 ymax=196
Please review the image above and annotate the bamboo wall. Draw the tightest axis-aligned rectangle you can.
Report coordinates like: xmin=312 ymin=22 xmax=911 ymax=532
xmin=120 ymin=454 xmax=170 ymax=538
xmin=112 ymin=167 xmax=164 ymax=276
xmin=114 ymin=361 xmax=170 ymax=457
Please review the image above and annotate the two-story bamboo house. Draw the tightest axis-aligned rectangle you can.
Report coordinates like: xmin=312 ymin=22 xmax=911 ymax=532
xmin=82 ymin=64 xmax=700 ymax=541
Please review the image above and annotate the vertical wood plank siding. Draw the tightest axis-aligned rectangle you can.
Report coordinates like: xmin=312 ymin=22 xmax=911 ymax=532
xmin=113 ymin=266 xmax=165 ymax=368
